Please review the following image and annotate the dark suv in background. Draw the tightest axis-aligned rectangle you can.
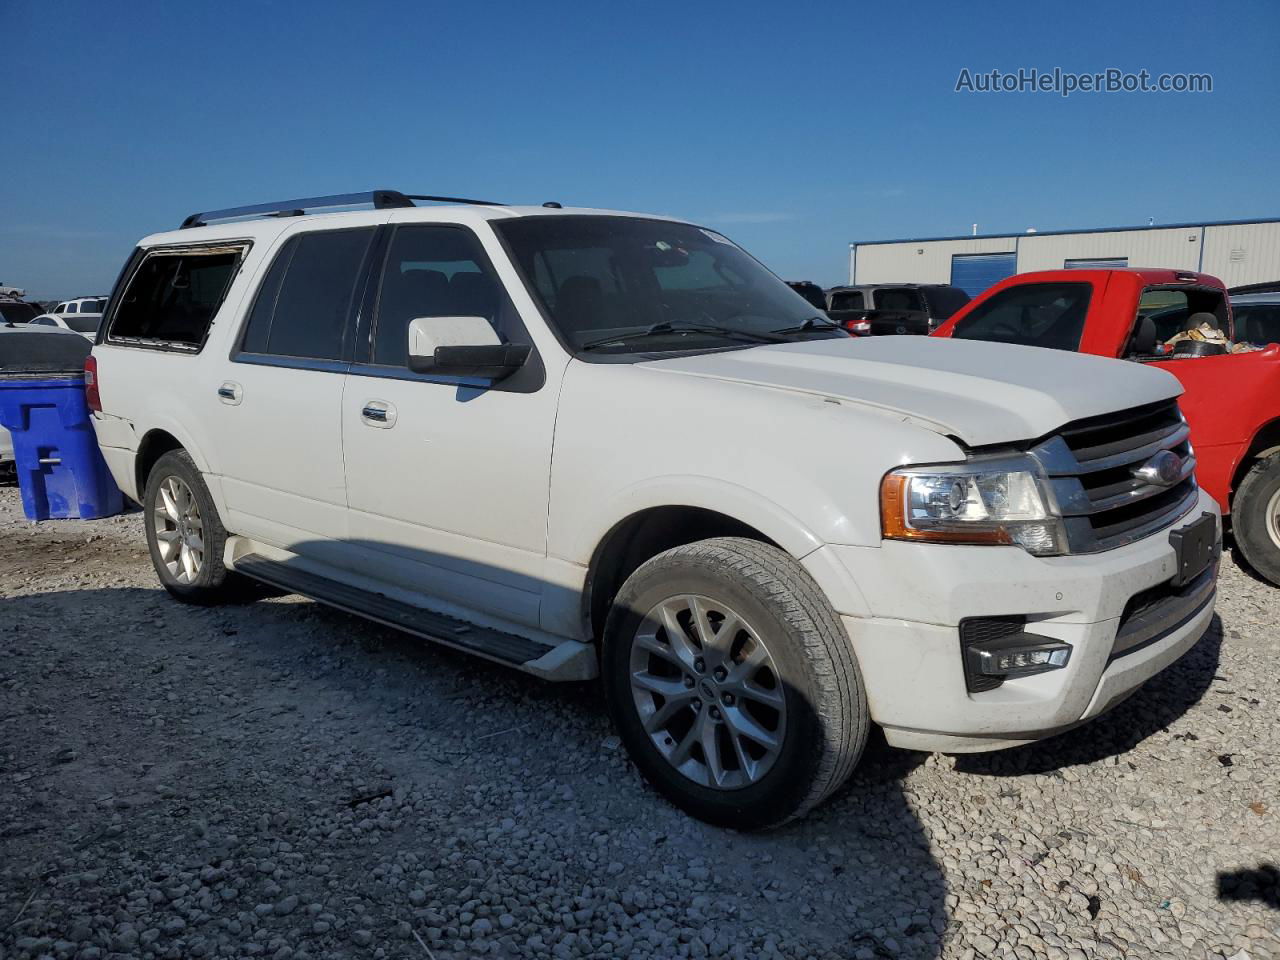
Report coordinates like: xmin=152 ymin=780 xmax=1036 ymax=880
xmin=826 ymin=283 xmax=970 ymax=336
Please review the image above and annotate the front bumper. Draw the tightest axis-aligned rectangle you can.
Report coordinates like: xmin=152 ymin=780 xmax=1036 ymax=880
xmin=815 ymin=488 xmax=1220 ymax=753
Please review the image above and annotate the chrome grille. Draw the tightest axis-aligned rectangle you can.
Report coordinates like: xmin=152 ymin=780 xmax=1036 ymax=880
xmin=1032 ymin=400 xmax=1197 ymax=553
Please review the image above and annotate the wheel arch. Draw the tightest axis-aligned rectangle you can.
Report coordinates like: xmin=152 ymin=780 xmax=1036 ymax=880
xmin=1229 ymin=417 xmax=1280 ymax=508
xmin=581 ymin=501 xmax=812 ymax=644
xmin=134 ymin=422 xmax=215 ymax=500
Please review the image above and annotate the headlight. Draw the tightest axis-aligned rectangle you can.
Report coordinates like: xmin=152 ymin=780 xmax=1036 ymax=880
xmin=880 ymin=458 xmax=1066 ymax=555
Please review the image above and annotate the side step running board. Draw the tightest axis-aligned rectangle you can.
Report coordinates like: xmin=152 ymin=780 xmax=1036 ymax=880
xmin=233 ymin=554 xmax=596 ymax=681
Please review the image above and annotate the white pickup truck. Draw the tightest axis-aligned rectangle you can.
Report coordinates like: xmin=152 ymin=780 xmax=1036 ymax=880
xmin=88 ymin=191 xmax=1220 ymax=827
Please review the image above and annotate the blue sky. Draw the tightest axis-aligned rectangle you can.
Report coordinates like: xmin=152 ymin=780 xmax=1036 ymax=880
xmin=2 ymin=0 xmax=1278 ymax=297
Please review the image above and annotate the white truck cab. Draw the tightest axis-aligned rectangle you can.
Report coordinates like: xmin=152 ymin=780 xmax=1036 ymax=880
xmin=89 ymin=191 xmax=1220 ymax=827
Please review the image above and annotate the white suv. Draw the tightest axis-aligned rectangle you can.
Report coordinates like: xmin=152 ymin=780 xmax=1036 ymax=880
xmin=89 ymin=191 xmax=1221 ymax=827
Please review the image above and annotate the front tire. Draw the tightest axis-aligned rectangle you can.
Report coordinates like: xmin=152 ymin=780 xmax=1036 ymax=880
xmin=1233 ymin=453 xmax=1280 ymax=586
xmin=602 ymin=537 xmax=869 ymax=829
xmin=143 ymin=449 xmax=242 ymax=605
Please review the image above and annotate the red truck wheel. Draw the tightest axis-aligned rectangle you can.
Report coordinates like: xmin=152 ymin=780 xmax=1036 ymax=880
xmin=1234 ymin=454 xmax=1280 ymax=586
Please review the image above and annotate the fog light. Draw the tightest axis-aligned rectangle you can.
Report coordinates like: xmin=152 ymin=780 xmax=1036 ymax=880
xmin=977 ymin=644 xmax=1071 ymax=675
xmin=960 ymin=616 xmax=1072 ymax=692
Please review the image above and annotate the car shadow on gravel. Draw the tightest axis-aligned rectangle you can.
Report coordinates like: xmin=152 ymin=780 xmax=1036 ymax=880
xmin=295 ymin=602 xmax=948 ymax=955
xmin=953 ymin=613 xmax=1224 ymax=777
xmin=0 ymin=572 xmax=948 ymax=959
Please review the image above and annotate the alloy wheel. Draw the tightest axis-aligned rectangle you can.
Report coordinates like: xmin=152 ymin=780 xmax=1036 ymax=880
xmin=153 ymin=475 xmax=204 ymax=584
xmin=629 ymin=594 xmax=787 ymax=790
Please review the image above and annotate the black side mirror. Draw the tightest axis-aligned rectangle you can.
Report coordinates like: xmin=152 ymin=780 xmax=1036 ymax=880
xmin=409 ymin=343 xmax=532 ymax=379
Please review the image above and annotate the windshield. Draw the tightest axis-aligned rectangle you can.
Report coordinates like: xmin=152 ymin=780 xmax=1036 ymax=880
xmin=65 ymin=315 xmax=100 ymax=333
xmin=494 ymin=216 xmax=832 ymax=355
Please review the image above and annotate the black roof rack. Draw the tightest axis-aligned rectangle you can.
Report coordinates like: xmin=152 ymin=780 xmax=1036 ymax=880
xmin=180 ymin=190 xmax=504 ymax=229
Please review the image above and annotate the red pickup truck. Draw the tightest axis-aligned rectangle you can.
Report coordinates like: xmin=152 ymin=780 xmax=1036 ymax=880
xmin=934 ymin=268 xmax=1280 ymax=585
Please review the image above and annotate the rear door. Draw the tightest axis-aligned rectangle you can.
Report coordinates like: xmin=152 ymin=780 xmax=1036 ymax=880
xmin=204 ymin=221 xmax=381 ymax=552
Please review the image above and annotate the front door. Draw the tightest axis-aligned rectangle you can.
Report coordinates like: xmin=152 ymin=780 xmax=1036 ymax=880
xmin=340 ymin=221 xmax=564 ymax=629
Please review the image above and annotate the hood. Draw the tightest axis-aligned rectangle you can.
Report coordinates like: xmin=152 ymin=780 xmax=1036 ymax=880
xmin=643 ymin=336 xmax=1182 ymax=447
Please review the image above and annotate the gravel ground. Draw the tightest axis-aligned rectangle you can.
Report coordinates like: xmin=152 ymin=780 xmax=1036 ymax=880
xmin=0 ymin=484 xmax=1277 ymax=960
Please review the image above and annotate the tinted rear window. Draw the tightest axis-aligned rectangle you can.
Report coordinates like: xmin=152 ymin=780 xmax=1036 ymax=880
xmin=239 ymin=228 xmax=374 ymax=361
xmin=829 ymin=290 xmax=864 ymax=311
xmin=876 ymin=288 xmax=925 ymax=312
xmin=0 ymin=302 xmax=40 ymax=323
xmin=950 ymin=282 xmax=1092 ymax=351
xmin=109 ymin=247 xmax=243 ymax=348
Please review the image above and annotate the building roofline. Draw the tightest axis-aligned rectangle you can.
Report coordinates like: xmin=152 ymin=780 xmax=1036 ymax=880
xmin=849 ymin=216 xmax=1280 ymax=248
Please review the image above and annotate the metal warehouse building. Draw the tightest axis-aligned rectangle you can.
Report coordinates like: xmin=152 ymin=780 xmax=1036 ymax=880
xmin=849 ymin=217 xmax=1280 ymax=296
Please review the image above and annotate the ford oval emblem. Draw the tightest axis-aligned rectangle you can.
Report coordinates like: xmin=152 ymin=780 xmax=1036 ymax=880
xmin=1133 ymin=450 xmax=1183 ymax=487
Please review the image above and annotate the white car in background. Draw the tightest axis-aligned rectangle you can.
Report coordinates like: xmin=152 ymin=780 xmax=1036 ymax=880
xmin=27 ymin=312 xmax=100 ymax=340
xmin=52 ymin=296 xmax=109 ymax=316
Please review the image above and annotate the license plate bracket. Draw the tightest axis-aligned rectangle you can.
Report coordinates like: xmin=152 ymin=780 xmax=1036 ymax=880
xmin=1169 ymin=512 xmax=1217 ymax=587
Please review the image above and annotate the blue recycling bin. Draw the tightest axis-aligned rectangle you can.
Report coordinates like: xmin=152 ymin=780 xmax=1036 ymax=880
xmin=0 ymin=376 xmax=123 ymax=520
xmin=0 ymin=330 xmax=122 ymax=520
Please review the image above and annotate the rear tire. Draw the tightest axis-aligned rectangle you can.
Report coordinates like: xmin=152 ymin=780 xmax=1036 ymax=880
xmin=1233 ymin=453 xmax=1280 ymax=586
xmin=602 ymin=537 xmax=869 ymax=829
xmin=143 ymin=449 xmax=245 ymax=605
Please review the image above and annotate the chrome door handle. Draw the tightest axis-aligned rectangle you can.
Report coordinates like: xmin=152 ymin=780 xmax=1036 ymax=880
xmin=217 ymin=382 xmax=242 ymax=405
xmin=360 ymin=400 xmax=396 ymax=428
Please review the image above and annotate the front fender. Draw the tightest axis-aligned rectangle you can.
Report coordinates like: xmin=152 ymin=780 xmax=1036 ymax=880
xmin=562 ymin=474 xmax=825 ymax=564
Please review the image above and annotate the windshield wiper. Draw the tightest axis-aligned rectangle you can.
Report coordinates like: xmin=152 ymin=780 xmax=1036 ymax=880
xmin=580 ymin=321 xmax=788 ymax=351
xmin=770 ymin=316 xmax=845 ymax=336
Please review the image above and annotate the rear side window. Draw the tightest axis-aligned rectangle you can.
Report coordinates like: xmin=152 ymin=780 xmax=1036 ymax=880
xmin=951 ymin=282 xmax=1092 ymax=351
xmin=239 ymin=228 xmax=375 ymax=362
xmin=109 ymin=246 xmax=244 ymax=349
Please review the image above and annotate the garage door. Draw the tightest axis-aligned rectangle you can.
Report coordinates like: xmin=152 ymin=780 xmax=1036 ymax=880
xmin=950 ymin=253 xmax=1017 ymax=297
